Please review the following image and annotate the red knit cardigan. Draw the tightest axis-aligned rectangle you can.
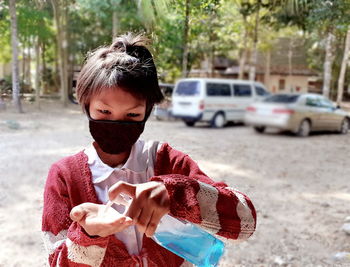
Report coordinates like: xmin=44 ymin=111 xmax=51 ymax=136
xmin=42 ymin=143 xmax=256 ymax=267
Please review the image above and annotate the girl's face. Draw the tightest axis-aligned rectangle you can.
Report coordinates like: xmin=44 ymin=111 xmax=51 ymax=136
xmin=88 ymin=87 xmax=146 ymax=121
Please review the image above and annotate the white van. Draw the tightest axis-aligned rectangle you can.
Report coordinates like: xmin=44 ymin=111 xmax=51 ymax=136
xmin=171 ymin=78 xmax=269 ymax=127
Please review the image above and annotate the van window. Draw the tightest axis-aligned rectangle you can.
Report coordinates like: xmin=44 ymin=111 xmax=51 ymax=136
xmin=175 ymin=81 xmax=200 ymax=96
xmin=234 ymin=84 xmax=252 ymax=97
xmin=206 ymin=83 xmax=231 ymax=96
xmin=255 ymin=86 xmax=269 ymax=96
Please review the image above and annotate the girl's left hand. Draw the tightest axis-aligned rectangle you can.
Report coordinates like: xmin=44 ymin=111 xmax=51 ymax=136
xmin=108 ymin=181 xmax=170 ymax=237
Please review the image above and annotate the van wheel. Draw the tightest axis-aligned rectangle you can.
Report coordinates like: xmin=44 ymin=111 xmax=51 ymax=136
xmin=254 ymin=126 xmax=265 ymax=133
xmin=296 ymin=119 xmax=311 ymax=137
xmin=211 ymin=113 xmax=226 ymax=128
xmin=184 ymin=121 xmax=195 ymax=127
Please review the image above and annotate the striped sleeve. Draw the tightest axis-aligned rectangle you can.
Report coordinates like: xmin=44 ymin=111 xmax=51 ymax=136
xmin=151 ymin=143 xmax=256 ymax=241
xmin=42 ymin=164 xmax=109 ymax=267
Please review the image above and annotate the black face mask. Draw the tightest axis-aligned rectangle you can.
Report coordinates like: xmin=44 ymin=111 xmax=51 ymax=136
xmin=87 ymin=106 xmax=152 ymax=155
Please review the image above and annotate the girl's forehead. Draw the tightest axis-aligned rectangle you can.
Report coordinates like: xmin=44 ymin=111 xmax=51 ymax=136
xmin=90 ymin=87 xmax=146 ymax=105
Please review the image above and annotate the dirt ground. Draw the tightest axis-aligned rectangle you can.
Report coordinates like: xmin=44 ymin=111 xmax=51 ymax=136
xmin=0 ymin=100 xmax=350 ymax=267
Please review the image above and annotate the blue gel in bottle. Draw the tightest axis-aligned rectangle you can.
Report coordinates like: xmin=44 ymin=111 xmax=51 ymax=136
xmin=152 ymin=215 xmax=225 ymax=267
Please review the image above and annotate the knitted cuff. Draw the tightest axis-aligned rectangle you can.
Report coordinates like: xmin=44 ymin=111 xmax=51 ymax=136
xmin=150 ymin=174 xmax=202 ymax=224
xmin=67 ymin=222 xmax=110 ymax=248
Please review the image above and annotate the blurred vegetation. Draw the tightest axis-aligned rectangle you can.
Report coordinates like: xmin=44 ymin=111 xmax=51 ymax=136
xmin=2 ymin=0 xmax=350 ymax=108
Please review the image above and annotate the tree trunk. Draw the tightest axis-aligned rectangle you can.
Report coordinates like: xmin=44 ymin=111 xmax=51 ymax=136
xmin=22 ymin=45 xmax=26 ymax=82
xmin=62 ymin=2 xmax=69 ymax=106
xmin=41 ymin=42 xmax=47 ymax=93
xmin=288 ymin=39 xmax=293 ymax=92
xmin=210 ymin=45 xmax=215 ymax=78
xmin=51 ymin=0 xmax=69 ymax=107
xmin=238 ymin=15 xmax=249 ymax=80
xmin=27 ymin=44 xmax=32 ymax=90
xmin=53 ymin=40 xmax=60 ymax=92
xmin=322 ymin=32 xmax=335 ymax=99
xmin=209 ymin=26 xmax=215 ymax=78
xmin=239 ymin=49 xmax=248 ymax=80
xmin=264 ymin=50 xmax=271 ymax=90
xmin=112 ymin=10 xmax=118 ymax=39
xmin=35 ymin=38 xmax=41 ymax=109
xmin=181 ymin=0 xmax=190 ymax=78
xmin=336 ymin=27 xmax=350 ymax=105
xmin=9 ymin=0 xmax=23 ymax=113
xmin=249 ymin=3 xmax=260 ymax=81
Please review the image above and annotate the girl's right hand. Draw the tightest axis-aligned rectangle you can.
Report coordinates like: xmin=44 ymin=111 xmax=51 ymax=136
xmin=70 ymin=202 xmax=133 ymax=237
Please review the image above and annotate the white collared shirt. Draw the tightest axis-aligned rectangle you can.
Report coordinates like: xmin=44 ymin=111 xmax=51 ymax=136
xmin=84 ymin=139 xmax=160 ymax=256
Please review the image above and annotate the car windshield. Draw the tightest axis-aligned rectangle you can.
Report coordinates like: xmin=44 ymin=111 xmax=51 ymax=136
xmin=175 ymin=81 xmax=200 ymax=96
xmin=264 ymin=94 xmax=300 ymax=103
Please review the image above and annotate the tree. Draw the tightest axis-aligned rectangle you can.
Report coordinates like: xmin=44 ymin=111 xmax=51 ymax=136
xmin=76 ymin=0 xmax=122 ymax=40
xmin=238 ymin=13 xmax=249 ymax=80
xmin=322 ymin=32 xmax=335 ymax=98
xmin=17 ymin=0 xmax=53 ymax=108
xmin=50 ymin=0 xmax=69 ymax=107
xmin=269 ymin=0 xmax=350 ymax=98
xmin=181 ymin=0 xmax=190 ymax=77
xmin=9 ymin=0 xmax=23 ymax=113
xmin=248 ymin=1 xmax=260 ymax=81
xmin=337 ymin=26 xmax=350 ymax=105
xmin=235 ymin=0 xmax=273 ymax=81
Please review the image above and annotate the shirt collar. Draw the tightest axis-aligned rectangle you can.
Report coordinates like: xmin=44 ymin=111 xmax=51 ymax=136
xmin=84 ymin=139 xmax=149 ymax=184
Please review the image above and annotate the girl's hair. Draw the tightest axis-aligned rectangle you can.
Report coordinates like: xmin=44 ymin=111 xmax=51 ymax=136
xmin=76 ymin=33 xmax=164 ymax=108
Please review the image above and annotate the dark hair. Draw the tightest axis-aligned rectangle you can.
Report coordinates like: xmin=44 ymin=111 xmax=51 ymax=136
xmin=76 ymin=33 xmax=164 ymax=108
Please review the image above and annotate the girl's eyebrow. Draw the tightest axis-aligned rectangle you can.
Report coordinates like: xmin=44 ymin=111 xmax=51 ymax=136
xmin=99 ymin=100 xmax=113 ymax=108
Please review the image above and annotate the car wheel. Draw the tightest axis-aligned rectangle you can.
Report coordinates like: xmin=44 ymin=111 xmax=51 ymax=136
xmin=184 ymin=120 xmax=195 ymax=127
xmin=339 ymin=118 xmax=349 ymax=134
xmin=211 ymin=113 xmax=226 ymax=128
xmin=296 ymin=119 xmax=311 ymax=137
xmin=254 ymin=126 xmax=266 ymax=133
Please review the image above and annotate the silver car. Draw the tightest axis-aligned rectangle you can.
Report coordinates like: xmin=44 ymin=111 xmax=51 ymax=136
xmin=244 ymin=93 xmax=350 ymax=137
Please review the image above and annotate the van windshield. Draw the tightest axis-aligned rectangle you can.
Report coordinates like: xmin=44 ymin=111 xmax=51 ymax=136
xmin=175 ymin=81 xmax=200 ymax=96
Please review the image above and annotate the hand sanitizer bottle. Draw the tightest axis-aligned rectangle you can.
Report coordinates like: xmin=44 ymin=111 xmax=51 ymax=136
xmin=153 ymin=214 xmax=225 ymax=267
xmin=107 ymin=196 xmax=225 ymax=267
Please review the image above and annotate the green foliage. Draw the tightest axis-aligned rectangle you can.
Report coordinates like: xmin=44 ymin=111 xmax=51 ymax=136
xmin=17 ymin=0 xmax=54 ymax=46
xmin=72 ymin=0 xmax=146 ymax=64
xmin=306 ymin=0 xmax=350 ymax=33
xmin=0 ymin=2 xmax=11 ymax=63
xmin=2 ymin=0 xmax=350 ymax=89
xmin=152 ymin=0 xmax=245 ymax=81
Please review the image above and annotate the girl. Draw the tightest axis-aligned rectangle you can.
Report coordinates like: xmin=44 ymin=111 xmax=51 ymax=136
xmin=42 ymin=33 xmax=256 ymax=267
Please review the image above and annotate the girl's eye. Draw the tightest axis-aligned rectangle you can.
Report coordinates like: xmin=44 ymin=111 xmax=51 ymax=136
xmin=98 ymin=110 xmax=111 ymax=115
xmin=127 ymin=113 xmax=140 ymax=118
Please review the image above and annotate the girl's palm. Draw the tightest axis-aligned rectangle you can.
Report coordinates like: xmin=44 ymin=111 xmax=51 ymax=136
xmin=70 ymin=203 xmax=133 ymax=237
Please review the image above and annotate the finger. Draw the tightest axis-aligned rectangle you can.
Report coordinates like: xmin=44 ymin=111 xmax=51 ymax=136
xmin=125 ymin=198 xmax=142 ymax=221
xmin=108 ymin=181 xmax=136 ymax=201
xmin=136 ymin=207 xmax=153 ymax=234
xmin=116 ymin=219 xmax=134 ymax=232
xmin=114 ymin=216 xmax=133 ymax=227
xmin=70 ymin=205 xmax=88 ymax=222
xmin=103 ymin=216 xmax=133 ymax=236
xmin=145 ymin=211 xmax=164 ymax=237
